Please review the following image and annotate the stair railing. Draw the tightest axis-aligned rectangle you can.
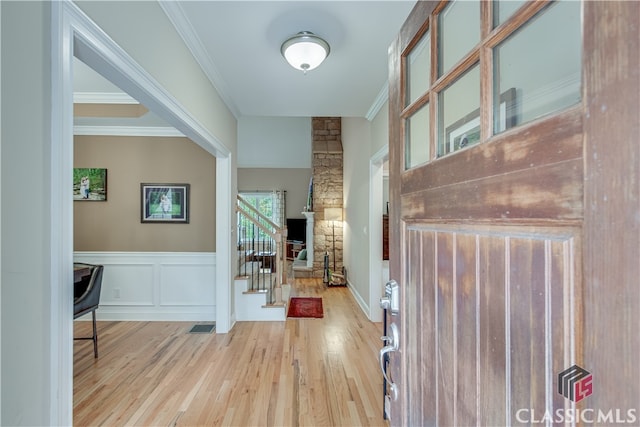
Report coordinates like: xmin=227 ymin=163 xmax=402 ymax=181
xmin=236 ymin=195 xmax=288 ymax=304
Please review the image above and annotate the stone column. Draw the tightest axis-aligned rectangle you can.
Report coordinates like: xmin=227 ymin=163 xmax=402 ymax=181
xmin=311 ymin=117 xmax=343 ymax=278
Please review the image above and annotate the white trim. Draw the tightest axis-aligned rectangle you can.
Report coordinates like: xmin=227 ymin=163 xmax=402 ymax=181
xmin=366 ymin=82 xmax=389 ymax=122
xmin=0 ymin=1 xmax=2 ymax=417
xmin=73 ymin=125 xmax=185 ymax=137
xmin=215 ymin=156 xmax=233 ymax=333
xmin=368 ymin=145 xmax=389 ymax=322
xmin=74 ymin=252 xmax=216 ymax=321
xmin=302 ymin=212 xmax=315 ymax=268
xmin=346 ymin=279 xmax=371 ymax=318
xmin=66 ymin=2 xmax=230 ymax=159
xmin=371 ymin=143 xmax=389 ymax=163
xmin=159 ymin=1 xmax=239 ymax=119
xmin=50 ymin=3 xmax=75 ymax=424
xmin=73 ymin=91 xmax=138 ymax=104
xmin=52 ymin=1 xmax=235 ymax=423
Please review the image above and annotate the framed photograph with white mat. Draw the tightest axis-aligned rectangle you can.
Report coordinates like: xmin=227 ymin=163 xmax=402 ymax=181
xmin=140 ymin=183 xmax=190 ymax=223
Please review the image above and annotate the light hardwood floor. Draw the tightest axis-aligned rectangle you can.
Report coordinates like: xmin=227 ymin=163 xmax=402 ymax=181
xmin=73 ymin=278 xmax=387 ymax=426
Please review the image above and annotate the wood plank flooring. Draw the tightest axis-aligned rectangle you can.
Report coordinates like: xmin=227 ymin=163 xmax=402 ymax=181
xmin=73 ymin=279 xmax=387 ymax=426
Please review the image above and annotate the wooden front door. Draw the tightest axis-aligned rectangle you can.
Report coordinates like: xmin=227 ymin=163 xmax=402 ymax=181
xmin=386 ymin=1 xmax=639 ymax=425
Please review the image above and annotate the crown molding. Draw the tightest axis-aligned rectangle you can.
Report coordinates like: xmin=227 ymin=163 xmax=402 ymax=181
xmin=159 ymin=1 xmax=240 ymax=119
xmin=74 ymin=126 xmax=185 ymax=137
xmin=73 ymin=91 xmax=138 ymax=104
xmin=366 ymin=82 xmax=389 ymax=122
xmin=64 ymin=1 xmax=229 ymax=157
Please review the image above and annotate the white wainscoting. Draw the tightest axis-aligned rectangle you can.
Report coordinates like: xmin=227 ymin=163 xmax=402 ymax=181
xmin=74 ymin=252 xmax=216 ymax=321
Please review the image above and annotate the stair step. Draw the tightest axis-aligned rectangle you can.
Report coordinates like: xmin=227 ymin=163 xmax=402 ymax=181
xmin=292 ymin=266 xmax=313 ymax=278
xmin=243 ymin=289 xmax=268 ymax=295
xmin=234 ymin=274 xmax=286 ymax=321
xmin=262 ymin=302 xmax=286 ymax=308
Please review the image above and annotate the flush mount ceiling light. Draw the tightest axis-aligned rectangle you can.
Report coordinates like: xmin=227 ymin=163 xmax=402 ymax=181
xmin=281 ymin=31 xmax=330 ymax=74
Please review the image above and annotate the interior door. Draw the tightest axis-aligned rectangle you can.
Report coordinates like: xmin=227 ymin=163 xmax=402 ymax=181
xmin=386 ymin=1 xmax=639 ymax=425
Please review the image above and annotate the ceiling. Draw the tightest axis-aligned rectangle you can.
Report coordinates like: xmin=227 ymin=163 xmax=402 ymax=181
xmin=74 ymin=1 xmax=416 ymax=121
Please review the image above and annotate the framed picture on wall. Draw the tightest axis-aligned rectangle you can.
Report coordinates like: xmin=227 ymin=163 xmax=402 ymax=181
xmin=140 ymin=183 xmax=190 ymax=223
xmin=73 ymin=168 xmax=107 ymax=201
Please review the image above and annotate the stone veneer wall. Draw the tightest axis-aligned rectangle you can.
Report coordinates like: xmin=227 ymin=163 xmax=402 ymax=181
xmin=311 ymin=117 xmax=343 ymax=278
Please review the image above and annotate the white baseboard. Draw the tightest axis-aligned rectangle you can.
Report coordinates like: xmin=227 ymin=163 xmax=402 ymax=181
xmin=345 ymin=279 xmax=371 ymax=319
xmin=74 ymin=252 xmax=216 ymax=321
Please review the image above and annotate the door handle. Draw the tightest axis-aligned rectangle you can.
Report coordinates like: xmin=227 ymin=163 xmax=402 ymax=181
xmin=379 ymin=322 xmax=399 ymax=401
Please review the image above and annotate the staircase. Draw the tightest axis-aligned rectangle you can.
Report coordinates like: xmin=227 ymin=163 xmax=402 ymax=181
xmin=235 ymin=196 xmax=290 ymax=321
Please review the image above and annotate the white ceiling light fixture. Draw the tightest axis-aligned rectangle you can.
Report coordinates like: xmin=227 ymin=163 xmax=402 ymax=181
xmin=281 ymin=31 xmax=330 ymax=74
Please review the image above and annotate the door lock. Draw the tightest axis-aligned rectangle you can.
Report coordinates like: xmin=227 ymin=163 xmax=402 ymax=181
xmin=379 ymin=280 xmax=399 ymax=315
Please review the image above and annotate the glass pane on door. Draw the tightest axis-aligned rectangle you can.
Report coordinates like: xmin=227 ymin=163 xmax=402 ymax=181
xmin=438 ymin=0 xmax=480 ymax=76
xmin=406 ymin=31 xmax=431 ymax=107
xmin=405 ymin=103 xmax=430 ymax=169
xmin=437 ymin=65 xmax=480 ymax=157
xmin=494 ymin=0 xmax=581 ymax=133
xmin=493 ymin=0 xmax=526 ymax=27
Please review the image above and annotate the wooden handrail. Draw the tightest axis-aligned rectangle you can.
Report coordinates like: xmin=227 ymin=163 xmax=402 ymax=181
xmin=236 ymin=195 xmax=288 ymax=305
xmin=237 ymin=204 xmax=279 ymax=241
xmin=237 ymin=195 xmax=280 ymax=231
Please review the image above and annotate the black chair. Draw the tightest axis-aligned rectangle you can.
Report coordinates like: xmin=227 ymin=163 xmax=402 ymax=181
xmin=74 ymin=263 xmax=104 ymax=358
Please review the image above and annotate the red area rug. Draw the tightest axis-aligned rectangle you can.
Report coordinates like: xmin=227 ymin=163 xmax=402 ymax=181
xmin=287 ymin=297 xmax=324 ymax=318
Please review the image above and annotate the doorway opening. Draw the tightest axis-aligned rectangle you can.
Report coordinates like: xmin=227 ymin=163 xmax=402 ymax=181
xmin=52 ymin=2 xmax=233 ymax=424
xmin=368 ymin=145 xmax=389 ymax=322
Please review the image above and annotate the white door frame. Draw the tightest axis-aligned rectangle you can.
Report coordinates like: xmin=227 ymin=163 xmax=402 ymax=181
xmin=51 ymin=2 xmax=233 ymax=424
xmin=368 ymin=145 xmax=388 ymax=322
